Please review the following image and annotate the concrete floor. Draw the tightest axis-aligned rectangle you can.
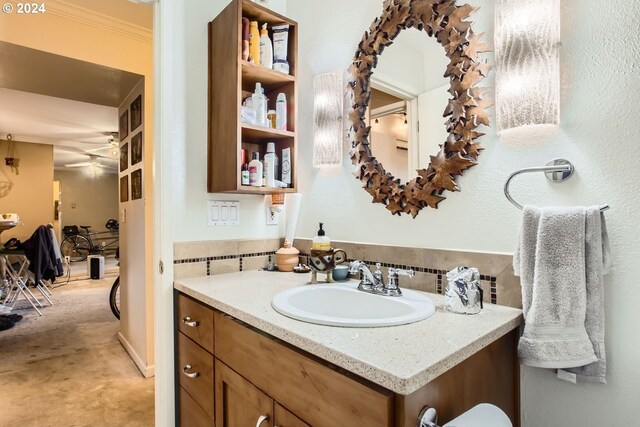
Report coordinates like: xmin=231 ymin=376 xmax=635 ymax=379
xmin=0 ymin=276 xmax=154 ymax=427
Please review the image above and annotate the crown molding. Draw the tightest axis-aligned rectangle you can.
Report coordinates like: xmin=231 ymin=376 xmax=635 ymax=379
xmin=45 ymin=0 xmax=152 ymax=44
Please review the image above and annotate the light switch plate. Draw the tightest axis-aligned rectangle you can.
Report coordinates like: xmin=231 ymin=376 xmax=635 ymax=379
xmin=208 ymin=200 xmax=240 ymax=226
xmin=120 ymin=208 xmax=126 ymax=223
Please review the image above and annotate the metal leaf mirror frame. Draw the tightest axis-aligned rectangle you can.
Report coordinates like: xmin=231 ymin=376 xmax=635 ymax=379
xmin=347 ymin=0 xmax=492 ymax=218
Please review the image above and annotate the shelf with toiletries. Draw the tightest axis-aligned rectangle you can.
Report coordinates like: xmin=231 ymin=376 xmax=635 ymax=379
xmin=240 ymin=0 xmax=297 ymax=78
xmin=207 ymin=0 xmax=297 ymax=194
xmin=241 ymin=60 xmax=294 ymax=85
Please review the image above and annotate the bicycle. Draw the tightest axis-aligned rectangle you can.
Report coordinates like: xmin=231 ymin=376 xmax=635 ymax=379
xmin=109 ymin=276 xmax=120 ymax=320
xmin=60 ymin=219 xmax=120 ymax=262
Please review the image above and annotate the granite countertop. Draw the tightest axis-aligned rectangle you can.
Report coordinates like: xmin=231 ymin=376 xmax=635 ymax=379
xmin=174 ymin=270 xmax=522 ymax=395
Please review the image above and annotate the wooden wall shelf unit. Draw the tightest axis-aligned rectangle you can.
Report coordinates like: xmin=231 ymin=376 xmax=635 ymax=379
xmin=208 ymin=0 xmax=298 ymax=194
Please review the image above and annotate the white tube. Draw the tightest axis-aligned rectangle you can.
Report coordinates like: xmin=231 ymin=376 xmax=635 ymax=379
xmin=284 ymin=193 xmax=302 ymax=246
xmin=272 ymin=24 xmax=290 ymax=74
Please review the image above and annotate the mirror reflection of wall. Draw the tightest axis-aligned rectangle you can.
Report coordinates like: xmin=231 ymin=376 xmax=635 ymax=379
xmin=369 ymin=89 xmax=410 ymax=183
xmin=368 ymin=28 xmax=450 ymax=184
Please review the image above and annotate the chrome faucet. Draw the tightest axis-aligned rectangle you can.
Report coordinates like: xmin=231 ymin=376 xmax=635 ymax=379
xmin=348 ymin=261 xmax=414 ymax=297
xmin=348 ymin=260 xmax=381 ymax=293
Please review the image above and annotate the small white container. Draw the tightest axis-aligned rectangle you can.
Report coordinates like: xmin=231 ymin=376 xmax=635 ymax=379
xmin=264 ymin=142 xmax=276 ymax=188
xmin=276 ymin=93 xmax=287 ymax=131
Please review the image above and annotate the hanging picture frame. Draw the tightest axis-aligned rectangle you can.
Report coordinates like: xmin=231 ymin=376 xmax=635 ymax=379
xmin=130 ymin=95 xmax=142 ymax=132
xmin=131 ymin=169 xmax=142 ymax=200
xmin=131 ymin=132 xmax=143 ymax=166
xmin=120 ymin=143 xmax=129 ymax=172
xmin=120 ymin=175 xmax=129 ymax=202
xmin=119 ymin=110 xmax=128 ymax=141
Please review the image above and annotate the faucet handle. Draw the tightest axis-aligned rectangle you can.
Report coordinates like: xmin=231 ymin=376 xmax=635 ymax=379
xmin=373 ymin=263 xmax=383 ymax=283
xmin=390 ymin=267 xmax=415 ymax=278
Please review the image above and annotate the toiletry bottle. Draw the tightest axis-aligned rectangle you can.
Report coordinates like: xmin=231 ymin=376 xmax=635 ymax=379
xmin=241 ymin=18 xmax=250 ymax=61
xmin=249 ymin=21 xmax=260 ymax=65
xmin=281 ymin=147 xmax=291 ymax=187
xmin=264 ymin=142 xmax=276 ymax=188
xmin=252 ymin=83 xmax=268 ymax=127
xmin=276 ymin=93 xmax=287 ymax=131
xmin=241 ymin=163 xmax=250 ymax=185
xmin=267 ymin=110 xmax=277 ymax=128
xmin=272 ymin=24 xmax=290 ymax=74
xmin=259 ymin=23 xmax=273 ymax=69
xmin=312 ymin=223 xmax=331 ymax=251
xmin=261 ymin=158 xmax=266 ymax=187
xmin=249 ymin=152 xmax=263 ymax=187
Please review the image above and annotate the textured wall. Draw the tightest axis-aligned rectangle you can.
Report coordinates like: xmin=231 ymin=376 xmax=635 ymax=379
xmin=286 ymin=0 xmax=640 ymax=425
xmin=54 ymin=169 xmax=119 ymax=230
xmin=0 ymin=139 xmax=53 ymax=241
xmin=172 ymin=0 xmax=287 ymax=242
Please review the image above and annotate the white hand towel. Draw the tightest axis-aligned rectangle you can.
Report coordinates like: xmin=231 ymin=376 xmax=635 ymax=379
xmin=562 ymin=208 xmax=611 ymax=383
xmin=514 ymin=206 xmax=609 ymax=373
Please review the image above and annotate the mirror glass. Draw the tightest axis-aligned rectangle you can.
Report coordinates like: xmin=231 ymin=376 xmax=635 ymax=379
xmin=368 ymin=29 xmax=449 ymax=184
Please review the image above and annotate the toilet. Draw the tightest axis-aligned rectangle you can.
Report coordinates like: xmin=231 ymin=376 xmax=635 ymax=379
xmin=420 ymin=403 xmax=512 ymax=427
xmin=444 ymin=404 xmax=512 ymax=427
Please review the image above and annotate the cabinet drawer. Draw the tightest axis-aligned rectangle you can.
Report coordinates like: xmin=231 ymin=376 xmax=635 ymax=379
xmin=178 ymin=386 xmax=214 ymax=427
xmin=214 ymin=313 xmax=394 ymax=427
xmin=177 ymin=293 xmax=214 ymax=353
xmin=177 ymin=332 xmax=215 ymax=419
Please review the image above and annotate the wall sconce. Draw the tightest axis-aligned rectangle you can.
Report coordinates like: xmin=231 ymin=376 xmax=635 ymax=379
xmin=495 ymin=0 xmax=560 ymax=134
xmin=313 ymin=72 xmax=343 ymax=167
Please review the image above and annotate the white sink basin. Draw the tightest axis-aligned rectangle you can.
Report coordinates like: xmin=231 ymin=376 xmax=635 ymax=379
xmin=271 ymin=282 xmax=436 ymax=327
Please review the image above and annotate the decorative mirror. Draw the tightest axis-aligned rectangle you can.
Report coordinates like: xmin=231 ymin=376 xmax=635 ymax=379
xmin=348 ymin=0 xmax=491 ymax=217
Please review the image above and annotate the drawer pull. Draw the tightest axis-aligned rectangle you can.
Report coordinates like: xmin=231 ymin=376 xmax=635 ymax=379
xmin=182 ymin=316 xmax=199 ymax=327
xmin=182 ymin=364 xmax=199 ymax=379
xmin=256 ymin=415 xmax=269 ymax=427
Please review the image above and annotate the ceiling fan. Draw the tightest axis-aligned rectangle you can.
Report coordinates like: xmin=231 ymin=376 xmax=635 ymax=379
xmin=86 ymin=133 xmax=120 ymax=158
xmin=64 ymin=154 xmax=105 ymax=169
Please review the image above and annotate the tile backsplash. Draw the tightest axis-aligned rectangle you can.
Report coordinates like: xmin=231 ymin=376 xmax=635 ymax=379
xmin=173 ymin=238 xmax=522 ymax=309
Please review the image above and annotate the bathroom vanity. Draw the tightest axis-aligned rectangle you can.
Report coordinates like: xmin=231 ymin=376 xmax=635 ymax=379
xmin=174 ymin=271 xmax=522 ymax=427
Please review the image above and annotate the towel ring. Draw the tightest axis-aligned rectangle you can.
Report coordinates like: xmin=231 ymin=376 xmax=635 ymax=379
xmin=504 ymin=159 xmax=610 ymax=211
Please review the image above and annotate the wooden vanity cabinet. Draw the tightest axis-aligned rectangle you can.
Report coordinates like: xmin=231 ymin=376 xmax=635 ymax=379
xmin=175 ymin=291 xmax=519 ymax=427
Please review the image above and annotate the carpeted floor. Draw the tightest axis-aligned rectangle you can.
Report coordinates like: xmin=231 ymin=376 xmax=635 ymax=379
xmin=0 ymin=276 xmax=155 ymax=427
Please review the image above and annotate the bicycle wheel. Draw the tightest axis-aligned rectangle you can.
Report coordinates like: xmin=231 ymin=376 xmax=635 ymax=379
xmin=109 ymin=276 xmax=120 ymax=320
xmin=60 ymin=235 xmax=91 ymax=262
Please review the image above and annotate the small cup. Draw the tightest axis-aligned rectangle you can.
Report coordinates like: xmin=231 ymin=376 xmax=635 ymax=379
xmin=332 ymin=265 xmax=349 ymax=281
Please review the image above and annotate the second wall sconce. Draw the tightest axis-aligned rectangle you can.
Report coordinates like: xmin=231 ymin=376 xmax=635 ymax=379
xmin=494 ymin=0 xmax=561 ymax=134
xmin=313 ymin=73 xmax=343 ymax=167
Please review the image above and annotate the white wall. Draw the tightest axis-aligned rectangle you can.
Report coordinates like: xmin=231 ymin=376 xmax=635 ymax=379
xmin=370 ymin=114 xmax=409 ymax=183
xmin=118 ymin=78 xmax=154 ymax=376
xmin=172 ymin=0 xmax=286 ymax=243
xmin=286 ymin=0 xmax=640 ymax=426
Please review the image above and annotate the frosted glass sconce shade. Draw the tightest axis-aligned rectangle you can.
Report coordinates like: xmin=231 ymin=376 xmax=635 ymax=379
xmin=495 ymin=0 xmax=560 ymax=133
xmin=313 ymin=73 xmax=343 ymax=167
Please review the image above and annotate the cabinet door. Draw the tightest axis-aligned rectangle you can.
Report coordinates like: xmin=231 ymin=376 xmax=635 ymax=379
xmin=274 ymin=404 xmax=309 ymax=427
xmin=215 ymin=359 xmax=273 ymax=427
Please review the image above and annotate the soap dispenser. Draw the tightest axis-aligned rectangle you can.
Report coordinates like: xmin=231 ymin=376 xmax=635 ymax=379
xmin=312 ymin=223 xmax=331 ymax=251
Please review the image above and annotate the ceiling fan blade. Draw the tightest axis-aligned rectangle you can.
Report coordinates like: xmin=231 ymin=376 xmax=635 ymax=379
xmin=86 ymin=146 xmax=112 ymax=153
xmin=64 ymin=162 xmax=92 ymax=168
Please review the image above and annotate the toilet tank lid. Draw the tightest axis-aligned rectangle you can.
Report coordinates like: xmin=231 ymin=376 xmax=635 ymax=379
xmin=443 ymin=404 xmax=512 ymax=427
